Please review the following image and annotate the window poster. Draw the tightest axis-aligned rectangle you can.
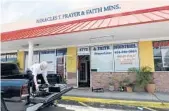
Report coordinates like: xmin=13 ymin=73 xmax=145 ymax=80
xmin=114 ymin=43 xmax=139 ymax=71
xmin=40 ymin=50 xmax=56 ymax=73
xmin=161 ymin=48 xmax=169 ymax=67
xmin=91 ymin=45 xmax=114 ymax=72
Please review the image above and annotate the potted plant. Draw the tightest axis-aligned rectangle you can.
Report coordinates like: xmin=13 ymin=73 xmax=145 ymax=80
xmin=146 ymin=77 xmax=155 ymax=93
xmin=123 ymin=78 xmax=133 ymax=93
xmin=128 ymin=66 xmax=156 ymax=93
xmin=109 ymin=81 xmax=115 ymax=91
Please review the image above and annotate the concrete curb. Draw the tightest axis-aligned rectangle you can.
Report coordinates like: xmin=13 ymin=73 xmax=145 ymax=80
xmin=62 ymin=96 xmax=169 ymax=109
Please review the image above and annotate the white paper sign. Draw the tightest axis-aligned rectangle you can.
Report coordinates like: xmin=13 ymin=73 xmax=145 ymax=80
xmin=91 ymin=45 xmax=114 ymax=72
xmin=114 ymin=43 xmax=139 ymax=71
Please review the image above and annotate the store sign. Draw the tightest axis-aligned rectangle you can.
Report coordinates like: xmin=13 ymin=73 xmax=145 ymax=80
xmin=77 ymin=47 xmax=90 ymax=55
xmin=91 ymin=45 xmax=114 ymax=72
xmin=114 ymin=43 xmax=139 ymax=71
xmin=161 ymin=48 xmax=169 ymax=67
xmin=36 ymin=4 xmax=121 ymax=23
xmin=6 ymin=53 xmax=17 ymax=62
xmin=153 ymin=41 xmax=169 ymax=48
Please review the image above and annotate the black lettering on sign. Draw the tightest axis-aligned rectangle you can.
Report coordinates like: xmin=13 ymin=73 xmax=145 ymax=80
xmin=80 ymin=48 xmax=88 ymax=51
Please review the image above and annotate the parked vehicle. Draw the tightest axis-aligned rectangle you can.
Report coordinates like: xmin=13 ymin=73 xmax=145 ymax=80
xmin=1 ymin=62 xmax=72 ymax=111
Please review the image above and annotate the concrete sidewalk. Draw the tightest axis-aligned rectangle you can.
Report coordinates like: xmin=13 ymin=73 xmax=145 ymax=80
xmin=64 ymin=89 xmax=169 ymax=102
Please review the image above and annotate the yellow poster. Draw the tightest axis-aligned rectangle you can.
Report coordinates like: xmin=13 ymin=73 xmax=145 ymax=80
xmin=66 ymin=47 xmax=77 ymax=73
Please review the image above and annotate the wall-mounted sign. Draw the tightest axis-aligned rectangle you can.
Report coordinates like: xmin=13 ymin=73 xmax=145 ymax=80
xmin=36 ymin=4 xmax=121 ymax=23
xmin=91 ymin=45 xmax=114 ymax=72
xmin=114 ymin=43 xmax=139 ymax=71
xmin=77 ymin=47 xmax=90 ymax=55
xmin=153 ymin=40 xmax=169 ymax=48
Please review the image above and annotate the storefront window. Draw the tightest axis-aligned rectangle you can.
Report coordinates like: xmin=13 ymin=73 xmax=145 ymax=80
xmin=91 ymin=45 xmax=114 ymax=72
xmin=153 ymin=41 xmax=169 ymax=71
xmin=40 ymin=50 xmax=56 ymax=73
xmin=24 ymin=51 xmax=40 ymax=71
xmin=114 ymin=43 xmax=139 ymax=71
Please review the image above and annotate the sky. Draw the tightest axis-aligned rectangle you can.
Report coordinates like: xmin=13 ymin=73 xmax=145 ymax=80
xmin=1 ymin=0 xmax=117 ymax=24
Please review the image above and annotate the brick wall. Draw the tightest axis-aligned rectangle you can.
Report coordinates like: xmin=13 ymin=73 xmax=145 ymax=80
xmin=67 ymin=72 xmax=77 ymax=88
xmin=91 ymin=72 xmax=169 ymax=93
xmin=91 ymin=72 xmax=136 ymax=91
xmin=153 ymin=72 xmax=169 ymax=93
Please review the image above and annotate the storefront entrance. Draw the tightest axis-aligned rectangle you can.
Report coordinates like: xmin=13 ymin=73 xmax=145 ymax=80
xmin=78 ymin=55 xmax=90 ymax=87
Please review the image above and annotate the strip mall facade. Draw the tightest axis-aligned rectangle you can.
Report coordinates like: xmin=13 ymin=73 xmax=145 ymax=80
xmin=1 ymin=1 xmax=169 ymax=92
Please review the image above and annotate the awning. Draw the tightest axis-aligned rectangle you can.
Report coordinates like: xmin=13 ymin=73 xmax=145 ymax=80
xmin=1 ymin=6 xmax=169 ymax=42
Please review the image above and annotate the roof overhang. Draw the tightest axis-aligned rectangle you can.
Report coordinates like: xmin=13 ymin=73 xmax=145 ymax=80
xmin=1 ymin=5 xmax=169 ymax=52
xmin=1 ymin=20 xmax=169 ymax=52
xmin=1 ymin=5 xmax=169 ymax=42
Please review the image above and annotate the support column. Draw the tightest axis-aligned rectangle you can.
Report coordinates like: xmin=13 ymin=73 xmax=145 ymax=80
xmin=139 ymin=41 xmax=155 ymax=71
xmin=28 ymin=41 xmax=33 ymax=68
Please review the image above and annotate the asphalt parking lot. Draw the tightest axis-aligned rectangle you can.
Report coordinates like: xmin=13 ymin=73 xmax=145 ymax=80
xmin=56 ymin=100 xmax=169 ymax=111
xmin=4 ymin=100 xmax=169 ymax=111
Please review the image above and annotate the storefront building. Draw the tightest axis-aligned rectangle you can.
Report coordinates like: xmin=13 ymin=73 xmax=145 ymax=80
xmin=1 ymin=1 xmax=169 ymax=92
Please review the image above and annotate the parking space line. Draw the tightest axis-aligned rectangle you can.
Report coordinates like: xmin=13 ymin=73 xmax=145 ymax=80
xmin=143 ymin=107 xmax=157 ymax=111
xmin=78 ymin=101 xmax=95 ymax=109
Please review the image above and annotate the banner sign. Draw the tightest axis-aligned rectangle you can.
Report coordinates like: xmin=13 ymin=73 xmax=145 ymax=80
xmin=91 ymin=45 xmax=114 ymax=72
xmin=114 ymin=43 xmax=139 ymax=71
xmin=161 ymin=48 xmax=169 ymax=67
xmin=77 ymin=47 xmax=90 ymax=55
xmin=36 ymin=4 xmax=121 ymax=23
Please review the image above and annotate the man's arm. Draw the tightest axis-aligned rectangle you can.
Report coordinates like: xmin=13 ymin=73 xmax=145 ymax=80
xmin=32 ymin=68 xmax=39 ymax=90
xmin=42 ymin=70 xmax=49 ymax=85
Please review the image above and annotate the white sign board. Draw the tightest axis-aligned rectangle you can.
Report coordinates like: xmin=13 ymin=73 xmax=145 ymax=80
xmin=91 ymin=45 xmax=114 ymax=72
xmin=77 ymin=47 xmax=90 ymax=55
xmin=114 ymin=43 xmax=139 ymax=71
